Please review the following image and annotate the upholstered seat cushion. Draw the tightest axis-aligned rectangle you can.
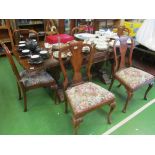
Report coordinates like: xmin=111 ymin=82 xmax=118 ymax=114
xmin=65 ymin=82 xmax=115 ymax=115
xmin=115 ymin=67 xmax=154 ymax=90
xmin=20 ymin=70 xmax=54 ymax=87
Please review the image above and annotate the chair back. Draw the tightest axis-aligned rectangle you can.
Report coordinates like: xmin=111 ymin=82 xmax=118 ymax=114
xmin=13 ymin=29 xmax=39 ymax=45
xmin=71 ymin=25 xmax=88 ymax=36
xmin=117 ymin=26 xmax=130 ymax=37
xmin=113 ymin=36 xmax=134 ymax=73
xmin=58 ymin=41 xmax=95 ymax=90
xmin=1 ymin=43 xmax=21 ymax=81
xmin=45 ymin=19 xmax=59 ymax=35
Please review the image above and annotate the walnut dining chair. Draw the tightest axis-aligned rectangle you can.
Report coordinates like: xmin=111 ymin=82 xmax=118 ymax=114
xmin=1 ymin=42 xmax=58 ymax=112
xmin=13 ymin=29 xmax=39 ymax=46
xmin=71 ymin=25 xmax=88 ymax=36
xmin=59 ymin=41 xmax=116 ymax=134
xmin=109 ymin=36 xmax=154 ymax=113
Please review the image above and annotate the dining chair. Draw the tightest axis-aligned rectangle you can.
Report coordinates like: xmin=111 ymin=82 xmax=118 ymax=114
xmin=59 ymin=41 xmax=116 ymax=134
xmin=1 ymin=42 xmax=58 ymax=112
xmin=44 ymin=19 xmax=59 ymax=36
xmin=109 ymin=36 xmax=154 ymax=113
xmin=71 ymin=25 xmax=88 ymax=36
xmin=13 ymin=29 xmax=39 ymax=46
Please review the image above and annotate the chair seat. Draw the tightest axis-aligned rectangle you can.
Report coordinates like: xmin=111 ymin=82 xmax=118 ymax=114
xmin=66 ymin=82 xmax=115 ymax=115
xmin=115 ymin=67 xmax=154 ymax=90
xmin=20 ymin=70 xmax=54 ymax=87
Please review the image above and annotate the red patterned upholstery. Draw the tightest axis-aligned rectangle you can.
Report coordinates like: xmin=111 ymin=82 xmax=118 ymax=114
xmin=46 ymin=34 xmax=74 ymax=44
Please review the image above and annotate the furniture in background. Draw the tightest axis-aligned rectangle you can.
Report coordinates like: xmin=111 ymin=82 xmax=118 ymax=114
xmin=1 ymin=43 xmax=58 ymax=112
xmin=13 ymin=29 xmax=39 ymax=46
xmin=44 ymin=19 xmax=59 ymax=43
xmin=116 ymin=26 xmax=130 ymax=37
xmin=94 ymin=19 xmax=121 ymax=31
xmin=13 ymin=40 xmax=114 ymax=102
xmin=0 ymin=20 xmax=14 ymax=56
xmin=59 ymin=41 xmax=116 ymax=134
xmin=15 ymin=19 xmax=45 ymax=42
xmin=58 ymin=19 xmax=82 ymax=34
xmin=109 ymin=36 xmax=154 ymax=113
xmin=44 ymin=19 xmax=59 ymax=35
xmin=71 ymin=25 xmax=87 ymax=35
xmin=57 ymin=19 xmax=95 ymax=35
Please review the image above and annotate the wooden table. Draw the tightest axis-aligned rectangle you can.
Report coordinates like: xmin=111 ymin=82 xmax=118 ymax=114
xmin=13 ymin=46 xmax=114 ymax=101
xmin=13 ymin=46 xmax=113 ymax=72
xmin=13 ymin=47 xmax=59 ymax=71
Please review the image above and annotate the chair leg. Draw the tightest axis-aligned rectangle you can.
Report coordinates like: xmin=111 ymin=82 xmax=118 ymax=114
xmin=17 ymin=82 xmax=22 ymax=100
xmin=23 ymin=91 xmax=27 ymax=112
xmin=54 ymin=90 xmax=59 ymax=105
xmin=109 ymin=78 xmax=115 ymax=90
xmin=51 ymin=84 xmax=59 ymax=104
xmin=108 ymin=102 xmax=116 ymax=124
xmin=72 ymin=116 xmax=83 ymax=135
xmin=64 ymin=96 xmax=68 ymax=113
xmin=122 ymin=91 xmax=133 ymax=113
xmin=144 ymin=83 xmax=153 ymax=100
xmin=54 ymin=90 xmax=57 ymax=104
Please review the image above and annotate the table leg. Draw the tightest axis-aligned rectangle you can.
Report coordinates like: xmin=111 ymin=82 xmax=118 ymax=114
xmin=47 ymin=66 xmax=65 ymax=102
xmin=92 ymin=61 xmax=112 ymax=84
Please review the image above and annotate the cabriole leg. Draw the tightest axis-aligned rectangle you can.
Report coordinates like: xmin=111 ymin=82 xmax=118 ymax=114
xmin=144 ymin=83 xmax=153 ymax=100
xmin=108 ymin=102 xmax=116 ymax=124
xmin=122 ymin=91 xmax=133 ymax=113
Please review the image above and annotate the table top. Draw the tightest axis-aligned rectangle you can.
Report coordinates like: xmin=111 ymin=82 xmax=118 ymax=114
xmin=13 ymin=47 xmax=60 ymax=71
xmin=13 ymin=45 xmax=113 ymax=72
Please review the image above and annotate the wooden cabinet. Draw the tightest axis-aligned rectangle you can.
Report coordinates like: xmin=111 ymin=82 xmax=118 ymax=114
xmin=95 ymin=19 xmax=121 ymax=30
xmin=57 ymin=19 xmax=121 ymax=34
xmin=58 ymin=19 xmax=95 ymax=34
xmin=15 ymin=19 xmax=45 ymax=41
xmin=0 ymin=20 xmax=14 ymax=56
xmin=62 ymin=19 xmax=76 ymax=34
xmin=58 ymin=19 xmax=65 ymax=34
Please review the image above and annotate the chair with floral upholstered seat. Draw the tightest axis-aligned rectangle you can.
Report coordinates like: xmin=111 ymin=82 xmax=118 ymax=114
xmin=1 ymin=42 xmax=58 ymax=112
xmin=109 ymin=36 xmax=154 ymax=113
xmin=59 ymin=41 xmax=116 ymax=134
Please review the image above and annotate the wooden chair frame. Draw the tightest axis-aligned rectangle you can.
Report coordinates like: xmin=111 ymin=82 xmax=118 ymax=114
xmin=59 ymin=41 xmax=116 ymax=134
xmin=1 ymin=42 xmax=58 ymax=112
xmin=71 ymin=25 xmax=88 ymax=36
xmin=13 ymin=29 xmax=39 ymax=46
xmin=109 ymin=36 xmax=154 ymax=113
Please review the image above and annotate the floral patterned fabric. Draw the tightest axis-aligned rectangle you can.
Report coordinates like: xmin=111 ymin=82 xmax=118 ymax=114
xmin=115 ymin=67 xmax=154 ymax=90
xmin=66 ymin=82 xmax=115 ymax=115
xmin=20 ymin=70 xmax=54 ymax=87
